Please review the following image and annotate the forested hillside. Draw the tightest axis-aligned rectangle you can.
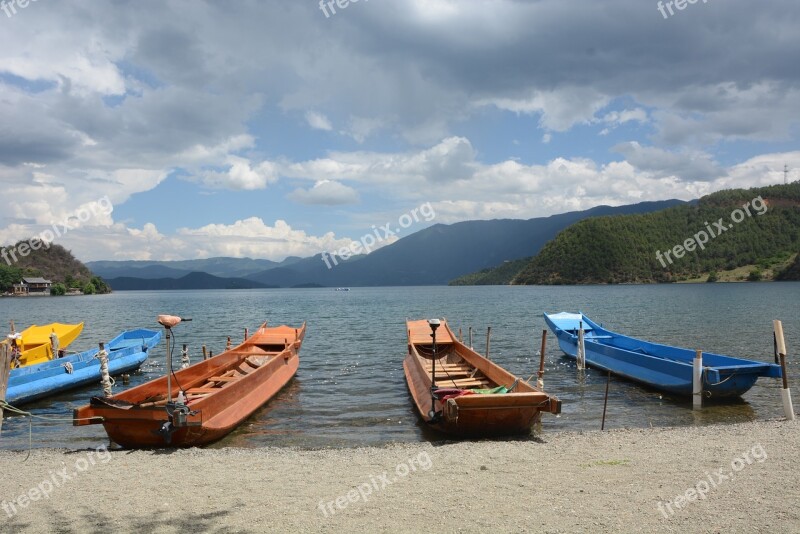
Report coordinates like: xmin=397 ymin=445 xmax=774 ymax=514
xmin=0 ymin=241 xmax=110 ymax=294
xmin=513 ymin=183 xmax=800 ymax=285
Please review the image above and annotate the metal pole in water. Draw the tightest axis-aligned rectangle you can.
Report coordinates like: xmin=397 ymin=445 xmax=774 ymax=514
xmin=693 ymin=350 xmax=703 ymax=411
xmin=166 ymin=327 xmax=172 ymax=403
xmin=774 ymin=320 xmax=795 ymax=421
xmin=428 ymin=319 xmax=441 ymax=421
xmin=601 ymin=370 xmax=611 ymax=430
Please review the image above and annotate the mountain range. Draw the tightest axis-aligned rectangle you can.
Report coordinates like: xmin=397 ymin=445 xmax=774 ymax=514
xmin=89 ymin=199 xmax=684 ymax=289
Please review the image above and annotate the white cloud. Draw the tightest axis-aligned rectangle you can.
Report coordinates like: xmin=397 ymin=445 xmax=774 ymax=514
xmin=305 ymin=111 xmax=333 ymax=131
xmin=613 ymin=142 xmax=724 ymax=182
xmin=482 ymin=87 xmax=611 ymax=132
xmin=194 ymin=157 xmax=278 ymax=190
xmin=288 ymin=180 xmax=360 ymax=205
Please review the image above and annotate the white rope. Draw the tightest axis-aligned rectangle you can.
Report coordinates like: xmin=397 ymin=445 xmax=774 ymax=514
xmin=181 ymin=346 xmax=190 ymax=369
xmin=49 ymin=331 xmax=59 ymax=359
xmin=95 ymin=348 xmax=113 ymax=397
xmin=62 ymin=361 xmax=73 ymax=374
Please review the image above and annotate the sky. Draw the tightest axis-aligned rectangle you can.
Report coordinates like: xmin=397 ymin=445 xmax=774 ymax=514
xmin=0 ymin=0 xmax=798 ymax=262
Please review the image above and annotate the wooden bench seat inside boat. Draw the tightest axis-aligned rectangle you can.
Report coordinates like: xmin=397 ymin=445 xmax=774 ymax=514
xmin=432 ymin=370 xmax=472 ymax=378
xmin=441 ymin=378 xmax=492 ymax=388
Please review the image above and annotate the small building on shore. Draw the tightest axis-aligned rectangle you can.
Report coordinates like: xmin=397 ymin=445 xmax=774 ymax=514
xmin=12 ymin=283 xmax=29 ymax=295
xmin=22 ymin=277 xmax=52 ymax=294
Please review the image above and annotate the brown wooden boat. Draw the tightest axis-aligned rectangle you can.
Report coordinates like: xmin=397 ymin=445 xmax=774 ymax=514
xmin=404 ymin=318 xmax=560 ymax=437
xmin=74 ymin=321 xmax=305 ymax=448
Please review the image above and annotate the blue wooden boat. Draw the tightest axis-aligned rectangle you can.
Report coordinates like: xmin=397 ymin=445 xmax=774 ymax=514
xmin=544 ymin=312 xmax=782 ymax=398
xmin=6 ymin=329 xmax=161 ymax=405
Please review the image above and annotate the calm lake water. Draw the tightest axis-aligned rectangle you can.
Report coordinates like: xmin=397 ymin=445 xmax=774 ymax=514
xmin=1 ymin=284 xmax=798 ymax=450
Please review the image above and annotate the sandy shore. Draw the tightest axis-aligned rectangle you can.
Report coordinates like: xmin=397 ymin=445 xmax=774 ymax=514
xmin=0 ymin=419 xmax=798 ymax=533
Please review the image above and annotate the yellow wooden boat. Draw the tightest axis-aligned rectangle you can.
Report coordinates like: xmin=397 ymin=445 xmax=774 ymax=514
xmin=4 ymin=323 xmax=84 ymax=367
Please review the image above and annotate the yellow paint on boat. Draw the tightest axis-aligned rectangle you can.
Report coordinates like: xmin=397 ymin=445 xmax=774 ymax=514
xmin=3 ymin=323 xmax=84 ymax=367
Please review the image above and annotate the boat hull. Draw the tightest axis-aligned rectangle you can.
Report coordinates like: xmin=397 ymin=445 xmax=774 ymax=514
xmin=74 ymin=323 xmax=305 ymax=448
xmin=4 ymin=323 xmax=85 ymax=367
xmin=404 ymin=319 xmax=560 ymax=437
xmin=7 ymin=329 xmax=160 ymax=404
xmin=544 ymin=312 xmax=782 ymax=398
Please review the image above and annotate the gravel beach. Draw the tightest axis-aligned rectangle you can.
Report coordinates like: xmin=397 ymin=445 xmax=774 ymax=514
xmin=0 ymin=419 xmax=798 ymax=533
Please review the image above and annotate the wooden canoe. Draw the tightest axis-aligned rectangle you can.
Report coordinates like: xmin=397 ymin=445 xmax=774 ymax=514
xmin=403 ymin=319 xmax=560 ymax=437
xmin=74 ymin=322 xmax=305 ymax=448
xmin=4 ymin=322 xmax=84 ymax=367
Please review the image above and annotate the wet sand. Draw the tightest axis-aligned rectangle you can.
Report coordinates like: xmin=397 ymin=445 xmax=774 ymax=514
xmin=0 ymin=419 xmax=798 ymax=533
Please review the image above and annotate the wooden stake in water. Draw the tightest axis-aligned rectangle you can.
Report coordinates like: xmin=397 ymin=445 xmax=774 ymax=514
xmin=537 ymin=329 xmax=547 ymax=389
xmin=774 ymin=320 xmax=795 ymax=421
xmin=0 ymin=344 xmax=10 ymax=435
xmin=693 ymin=350 xmax=703 ymax=411
xmin=458 ymin=328 xmax=462 ymax=343
xmin=468 ymin=327 xmax=473 ymax=349
xmin=202 ymin=345 xmax=208 ymax=361
xmin=485 ymin=327 xmax=492 ymax=360
xmin=601 ymin=370 xmax=611 ymax=430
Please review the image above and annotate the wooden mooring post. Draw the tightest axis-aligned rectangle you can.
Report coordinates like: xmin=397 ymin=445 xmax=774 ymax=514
xmin=537 ymin=329 xmax=547 ymax=389
xmin=0 ymin=344 xmax=10 ymax=434
xmin=577 ymin=322 xmax=586 ymax=370
xmin=485 ymin=327 xmax=492 ymax=360
xmin=774 ymin=320 xmax=795 ymax=421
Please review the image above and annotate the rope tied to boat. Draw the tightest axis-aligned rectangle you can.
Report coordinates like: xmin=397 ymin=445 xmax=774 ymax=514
xmin=94 ymin=348 xmax=114 ymax=397
xmin=0 ymin=400 xmax=104 ymax=461
xmin=180 ymin=345 xmax=190 ymax=369
xmin=702 ymin=367 xmax=738 ymax=389
xmin=62 ymin=361 xmax=74 ymax=374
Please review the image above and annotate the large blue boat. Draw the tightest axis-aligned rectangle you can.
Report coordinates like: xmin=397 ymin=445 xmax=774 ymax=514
xmin=6 ymin=329 xmax=161 ymax=405
xmin=544 ymin=312 xmax=782 ymax=398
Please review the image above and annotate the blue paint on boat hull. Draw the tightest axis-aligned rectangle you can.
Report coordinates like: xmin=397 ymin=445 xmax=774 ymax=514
xmin=7 ymin=329 xmax=161 ymax=405
xmin=544 ymin=312 xmax=781 ymax=398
